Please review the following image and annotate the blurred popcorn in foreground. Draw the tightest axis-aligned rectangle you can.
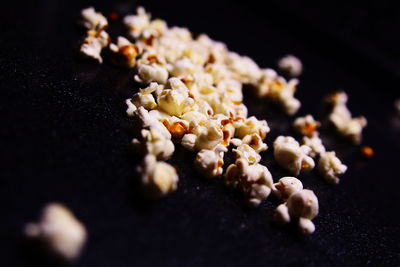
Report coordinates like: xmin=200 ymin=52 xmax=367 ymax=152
xmin=24 ymin=203 xmax=87 ymax=261
xmin=277 ymin=54 xmax=303 ymax=77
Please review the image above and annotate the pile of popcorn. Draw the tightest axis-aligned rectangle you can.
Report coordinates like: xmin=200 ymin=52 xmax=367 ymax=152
xmin=77 ymin=6 xmax=368 ymax=237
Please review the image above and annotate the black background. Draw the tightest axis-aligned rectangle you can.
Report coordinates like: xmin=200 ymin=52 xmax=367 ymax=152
xmin=1 ymin=0 xmax=400 ymax=266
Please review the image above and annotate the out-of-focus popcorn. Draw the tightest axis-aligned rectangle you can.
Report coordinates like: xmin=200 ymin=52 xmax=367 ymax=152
xmin=273 ymin=176 xmax=303 ymax=201
xmin=110 ymin=36 xmax=141 ymax=67
xmin=277 ymin=55 xmax=303 ymax=77
xmin=81 ymin=7 xmax=108 ymax=31
xmin=137 ymin=154 xmax=178 ymax=198
xmin=302 ymin=134 xmax=326 ymax=158
xmin=293 ymin=115 xmax=320 ymax=137
xmin=274 ymin=189 xmax=319 ymax=235
xmin=80 ymin=7 xmax=110 ymax=63
xmin=135 ymin=63 xmax=169 ymax=84
xmin=225 ymin=158 xmax=274 ymax=207
xmin=326 ymin=91 xmax=367 ymax=143
xmin=123 ymin=7 xmax=151 ymax=39
xmin=233 ymin=144 xmax=261 ymax=165
xmin=273 ymin=136 xmax=315 ymax=175
xmin=195 ymin=145 xmax=227 ymax=178
xmin=318 ymin=151 xmax=347 ymax=184
xmin=24 ymin=203 xmax=87 ymax=261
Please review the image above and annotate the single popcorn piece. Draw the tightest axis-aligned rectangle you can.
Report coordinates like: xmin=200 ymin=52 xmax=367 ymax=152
xmin=128 ymin=83 xmax=160 ymax=111
xmin=277 ymin=54 xmax=303 ymax=77
xmin=81 ymin=7 xmax=108 ymax=31
xmin=194 ymin=144 xmax=227 ymax=178
xmin=80 ymin=30 xmax=110 ymax=63
xmin=182 ymin=120 xmax=224 ymax=151
xmin=157 ymin=78 xmax=195 ymax=116
xmin=110 ymin=36 xmax=141 ymax=67
xmin=123 ymin=6 xmax=151 ymax=39
xmin=318 ymin=151 xmax=347 ymax=184
xmin=274 ymin=189 xmax=319 ymax=235
xmin=225 ymin=158 xmax=274 ymax=207
xmin=233 ymin=144 xmax=261 ymax=165
xmin=326 ymin=91 xmax=367 ymax=143
xmin=302 ymin=134 xmax=326 ymax=158
xmin=293 ymin=114 xmax=320 ymax=137
xmin=137 ymin=154 xmax=178 ymax=198
xmin=135 ymin=63 xmax=169 ymax=84
xmin=273 ymin=176 xmax=303 ymax=201
xmin=24 ymin=203 xmax=87 ymax=261
xmin=273 ymin=136 xmax=315 ymax=175
xmin=133 ymin=128 xmax=175 ymax=160
xmin=240 ymin=133 xmax=268 ymax=153
xmin=235 ymin=116 xmax=270 ymax=140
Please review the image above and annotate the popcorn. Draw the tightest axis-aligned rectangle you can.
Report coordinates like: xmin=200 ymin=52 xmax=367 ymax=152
xmin=326 ymin=91 xmax=367 ymax=143
xmin=273 ymin=136 xmax=315 ymax=175
xmin=182 ymin=120 xmax=223 ymax=151
xmin=240 ymin=133 xmax=268 ymax=153
xmin=194 ymin=145 xmax=227 ymax=178
xmin=123 ymin=7 xmax=151 ymax=39
xmin=302 ymin=134 xmax=326 ymax=157
xmin=110 ymin=36 xmax=141 ymax=68
xmin=274 ymin=189 xmax=319 ymax=235
xmin=273 ymin=176 xmax=303 ymax=201
xmin=318 ymin=151 xmax=347 ymax=184
xmin=133 ymin=106 xmax=171 ymax=139
xmin=225 ymin=158 xmax=274 ymax=207
xmin=135 ymin=63 xmax=169 ymax=84
xmin=277 ymin=55 xmax=303 ymax=77
xmin=129 ymin=84 xmax=158 ymax=110
xmin=235 ymin=116 xmax=270 ymax=140
xmin=80 ymin=30 xmax=110 ymax=63
xmin=133 ymin=127 xmax=175 ymax=160
xmin=233 ymin=144 xmax=261 ymax=165
xmin=137 ymin=154 xmax=178 ymax=198
xmin=24 ymin=203 xmax=87 ymax=260
xmin=81 ymin=7 xmax=108 ymax=31
xmin=293 ymin=115 xmax=320 ymax=137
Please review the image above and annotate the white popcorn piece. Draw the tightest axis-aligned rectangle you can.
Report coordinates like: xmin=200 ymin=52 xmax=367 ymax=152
xmin=302 ymin=134 xmax=326 ymax=158
xmin=273 ymin=136 xmax=315 ymax=175
xmin=25 ymin=203 xmax=87 ymax=260
xmin=318 ymin=151 xmax=347 ymax=184
xmin=240 ymin=133 xmax=268 ymax=153
xmin=274 ymin=189 xmax=319 ymax=235
xmin=235 ymin=116 xmax=270 ymax=140
xmin=326 ymin=91 xmax=367 ymax=143
xmin=157 ymin=78 xmax=195 ymax=116
xmin=80 ymin=30 xmax=110 ymax=63
xmin=293 ymin=114 xmax=320 ymax=137
xmin=124 ymin=7 xmax=151 ymax=39
xmin=225 ymin=158 xmax=274 ymax=208
xmin=134 ymin=128 xmax=175 ymax=160
xmin=273 ymin=176 xmax=303 ymax=201
xmin=233 ymin=144 xmax=261 ymax=165
xmin=81 ymin=7 xmax=108 ymax=31
xmin=137 ymin=154 xmax=178 ymax=198
xmin=194 ymin=145 xmax=227 ymax=178
xmin=277 ymin=55 xmax=303 ymax=77
xmin=134 ymin=106 xmax=171 ymax=139
xmin=135 ymin=63 xmax=169 ymax=84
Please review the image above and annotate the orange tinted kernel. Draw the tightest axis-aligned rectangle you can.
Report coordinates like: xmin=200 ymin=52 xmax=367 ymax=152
xmin=361 ymin=146 xmax=374 ymax=158
xmin=108 ymin=12 xmax=119 ymax=21
xmin=301 ymin=162 xmax=310 ymax=169
xmin=301 ymin=123 xmax=318 ymax=137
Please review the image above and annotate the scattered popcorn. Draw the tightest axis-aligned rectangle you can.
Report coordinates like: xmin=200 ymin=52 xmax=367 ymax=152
xmin=137 ymin=154 xmax=178 ymax=197
xmin=293 ymin=114 xmax=320 ymax=137
xmin=225 ymin=158 xmax=274 ymax=207
xmin=77 ymin=6 xmax=369 ymax=236
xmin=318 ymin=151 xmax=347 ymax=184
xmin=277 ymin=54 xmax=303 ymax=77
xmin=326 ymin=91 xmax=367 ymax=143
xmin=273 ymin=176 xmax=303 ymax=201
xmin=274 ymin=189 xmax=319 ymax=235
xmin=273 ymin=136 xmax=315 ymax=175
xmin=24 ymin=203 xmax=87 ymax=261
xmin=195 ymin=145 xmax=227 ymax=178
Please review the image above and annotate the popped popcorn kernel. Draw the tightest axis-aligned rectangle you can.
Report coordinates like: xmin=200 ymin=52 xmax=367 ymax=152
xmin=194 ymin=145 xmax=227 ymax=178
xmin=24 ymin=203 xmax=87 ymax=261
xmin=277 ymin=54 xmax=303 ymax=77
xmin=273 ymin=176 xmax=303 ymax=201
xmin=293 ymin=115 xmax=320 ymax=137
xmin=318 ymin=151 xmax=347 ymax=184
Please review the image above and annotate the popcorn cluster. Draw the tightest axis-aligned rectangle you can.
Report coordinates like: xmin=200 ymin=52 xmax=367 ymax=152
xmin=76 ymin=7 xmax=369 ymax=236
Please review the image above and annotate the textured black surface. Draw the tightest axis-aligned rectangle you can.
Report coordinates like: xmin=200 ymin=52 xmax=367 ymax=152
xmin=1 ymin=0 xmax=400 ymax=266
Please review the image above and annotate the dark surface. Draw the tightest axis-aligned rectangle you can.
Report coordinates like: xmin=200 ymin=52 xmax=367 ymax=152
xmin=1 ymin=0 xmax=400 ymax=266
